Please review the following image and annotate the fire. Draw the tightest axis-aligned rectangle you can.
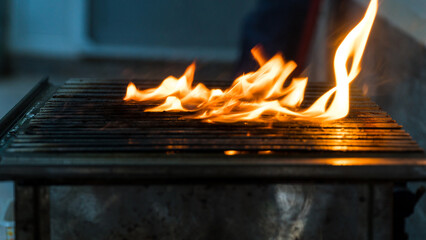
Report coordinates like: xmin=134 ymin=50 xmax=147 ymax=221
xmin=124 ymin=0 xmax=378 ymax=123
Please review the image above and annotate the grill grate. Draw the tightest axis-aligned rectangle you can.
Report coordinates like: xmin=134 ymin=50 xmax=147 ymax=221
xmin=4 ymin=78 xmax=422 ymax=153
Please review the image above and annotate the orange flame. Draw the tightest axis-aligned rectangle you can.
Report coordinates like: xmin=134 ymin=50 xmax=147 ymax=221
xmin=124 ymin=0 xmax=378 ymax=123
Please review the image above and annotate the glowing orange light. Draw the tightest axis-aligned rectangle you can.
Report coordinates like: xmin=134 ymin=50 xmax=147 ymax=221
xmin=124 ymin=0 xmax=378 ymax=123
xmin=224 ymin=150 xmax=240 ymax=156
xmin=329 ymin=159 xmax=353 ymax=166
xmin=258 ymin=150 xmax=273 ymax=155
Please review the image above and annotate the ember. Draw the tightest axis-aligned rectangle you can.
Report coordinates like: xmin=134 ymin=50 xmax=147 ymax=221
xmin=124 ymin=0 xmax=378 ymax=123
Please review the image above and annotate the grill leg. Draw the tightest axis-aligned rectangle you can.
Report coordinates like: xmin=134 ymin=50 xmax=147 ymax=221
xmin=15 ymin=184 xmax=50 ymax=240
xmin=369 ymin=183 xmax=393 ymax=240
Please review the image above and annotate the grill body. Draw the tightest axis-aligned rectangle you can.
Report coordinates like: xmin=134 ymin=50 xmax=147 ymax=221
xmin=0 ymin=78 xmax=425 ymax=240
xmin=0 ymin=78 xmax=424 ymax=182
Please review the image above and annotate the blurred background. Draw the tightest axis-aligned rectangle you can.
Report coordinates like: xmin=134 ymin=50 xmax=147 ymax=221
xmin=0 ymin=0 xmax=425 ymax=239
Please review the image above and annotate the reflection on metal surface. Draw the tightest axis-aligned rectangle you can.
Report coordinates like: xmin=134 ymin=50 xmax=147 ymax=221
xmin=258 ymin=150 xmax=273 ymax=155
xmin=224 ymin=150 xmax=240 ymax=156
xmin=327 ymin=158 xmax=426 ymax=166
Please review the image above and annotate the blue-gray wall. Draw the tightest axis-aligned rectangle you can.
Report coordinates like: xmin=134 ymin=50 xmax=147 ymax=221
xmin=90 ymin=0 xmax=255 ymax=49
xmin=7 ymin=0 xmax=257 ymax=61
xmin=0 ymin=0 xmax=7 ymax=73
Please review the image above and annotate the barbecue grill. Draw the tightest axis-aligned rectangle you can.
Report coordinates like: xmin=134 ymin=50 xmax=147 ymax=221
xmin=0 ymin=78 xmax=425 ymax=240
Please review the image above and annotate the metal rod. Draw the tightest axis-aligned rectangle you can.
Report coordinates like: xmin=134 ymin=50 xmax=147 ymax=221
xmin=0 ymin=78 xmax=50 ymax=138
